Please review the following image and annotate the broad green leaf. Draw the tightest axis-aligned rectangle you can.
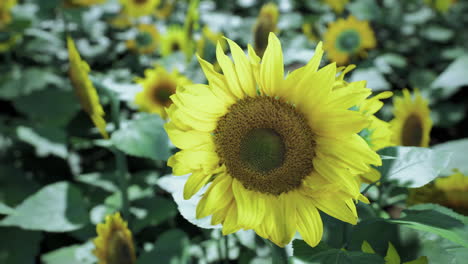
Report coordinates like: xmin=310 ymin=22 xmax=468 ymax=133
xmin=0 ymin=182 xmax=88 ymax=232
xmin=16 ymin=126 xmax=68 ymax=159
xmin=347 ymin=219 xmax=399 ymax=255
xmin=13 ymin=88 xmax=80 ymax=127
xmin=292 ymin=240 xmax=385 ymax=264
xmin=0 ymin=202 xmax=14 ymax=215
xmin=348 ymin=0 xmax=382 ymax=21
xmin=138 ymin=229 xmax=190 ymax=264
xmin=41 ymin=241 xmax=96 ymax=264
xmin=350 ymin=68 xmax=390 ymax=92
xmin=431 ymin=55 xmax=468 ymax=99
xmin=75 ymin=172 xmax=119 ymax=193
xmin=111 ymin=113 xmax=170 ymax=161
xmin=0 ymin=165 xmax=40 ymax=207
xmin=421 ymin=26 xmax=454 ymax=42
xmin=379 ymin=147 xmax=452 ymax=187
xmin=432 ymin=138 xmax=468 ymax=175
xmin=0 ymin=227 xmax=42 ymax=264
xmin=131 ymin=197 xmax=177 ymax=233
xmin=0 ymin=67 xmax=63 ymax=99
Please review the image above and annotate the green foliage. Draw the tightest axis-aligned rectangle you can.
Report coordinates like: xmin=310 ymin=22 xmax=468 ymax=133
xmin=0 ymin=182 xmax=88 ymax=232
xmin=111 ymin=113 xmax=170 ymax=161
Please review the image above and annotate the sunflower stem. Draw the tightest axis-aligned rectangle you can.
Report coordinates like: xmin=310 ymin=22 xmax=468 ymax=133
xmin=265 ymin=239 xmax=288 ymax=264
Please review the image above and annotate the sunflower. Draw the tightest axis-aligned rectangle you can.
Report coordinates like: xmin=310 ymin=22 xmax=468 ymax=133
xmin=408 ymin=170 xmax=468 ymax=215
xmin=155 ymin=0 xmax=175 ymax=19
xmin=120 ymin=0 xmax=160 ymax=18
xmin=323 ymin=0 xmax=349 ymax=13
xmin=67 ymin=36 xmax=108 ymax=139
xmin=424 ymin=0 xmax=457 ymax=12
xmin=390 ymin=89 xmax=432 ymax=147
xmin=126 ymin=24 xmax=160 ymax=54
xmin=135 ymin=65 xmax=192 ymax=119
xmin=64 ymin=0 xmax=106 ymax=7
xmin=161 ymin=25 xmax=188 ymax=57
xmin=93 ymin=212 xmax=136 ymax=264
xmin=0 ymin=0 xmax=16 ymax=28
xmin=165 ymin=33 xmax=382 ymax=247
xmin=253 ymin=2 xmax=279 ymax=57
xmin=362 ymin=241 xmax=428 ymax=264
xmin=324 ymin=16 xmax=376 ymax=65
xmin=0 ymin=31 xmax=20 ymax=52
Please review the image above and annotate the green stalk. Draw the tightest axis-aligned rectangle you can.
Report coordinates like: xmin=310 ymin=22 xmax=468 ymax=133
xmin=265 ymin=239 xmax=288 ymax=264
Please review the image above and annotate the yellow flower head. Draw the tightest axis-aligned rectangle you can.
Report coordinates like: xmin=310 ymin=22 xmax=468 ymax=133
xmin=161 ymin=25 xmax=188 ymax=57
xmin=323 ymin=0 xmax=349 ymax=13
xmin=253 ymin=2 xmax=279 ymax=57
xmin=126 ymin=24 xmax=160 ymax=54
xmin=67 ymin=36 xmax=108 ymax=139
xmin=390 ymin=89 xmax=432 ymax=147
xmin=93 ymin=212 xmax=136 ymax=264
xmin=324 ymin=16 xmax=376 ymax=65
xmin=0 ymin=31 xmax=20 ymax=52
xmin=155 ymin=0 xmax=175 ymax=19
xmin=65 ymin=0 xmax=106 ymax=7
xmin=362 ymin=241 xmax=428 ymax=264
xmin=0 ymin=0 xmax=16 ymax=27
xmin=165 ymin=33 xmax=383 ymax=247
xmin=120 ymin=0 xmax=160 ymax=18
xmin=135 ymin=65 xmax=192 ymax=119
xmin=424 ymin=0 xmax=457 ymax=12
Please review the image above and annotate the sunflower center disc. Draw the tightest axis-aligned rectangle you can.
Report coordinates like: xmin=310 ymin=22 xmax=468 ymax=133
xmin=136 ymin=32 xmax=153 ymax=47
xmin=402 ymin=114 xmax=423 ymax=146
xmin=106 ymin=230 xmax=134 ymax=264
xmin=215 ymin=96 xmax=315 ymax=195
xmin=336 ymin=30 xmax=361 ymax=53
xmin=152 ymin=83 xmax=175 ymax=107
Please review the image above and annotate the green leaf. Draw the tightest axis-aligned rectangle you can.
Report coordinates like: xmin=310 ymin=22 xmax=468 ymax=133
xmin=421 ymin=26 xmax=454 ymax=42
xmin=41 ymin=241 xmax=96 ymax=264
xmin=0 ymin=165 xmax=40 ymax=207
xmin=348 ymin=0 xmax=382 ymax=21
xmin=138 ymin=229 xmax=190 ymax=264
xmin=0 ymin=202 xmax=14 ymax=215
xmin=432 ymin=138 xmax=468 ymax=175
xmin=13 ymin=88 xmax=80 ymax=127
xmin=75 ymin=172 xmax=119 ymax=193
xmin=0 ymin=67 xmax=63 ymax=99
xmin=16 ymin=125 xmax=68 ymax=159
xmin=379 ymin=147 xmax=452 ymax=187
xmin=131 ymin=197 xmax=178 ymax=233
xmin=0 ymin=227 xmax=42 ymax=264
xmin=292 ymin=240 xmax=385 ymax=264
xmin=431 ymin=55 xmax=468 ymax=99
xmin=350 ymin=68 xmax=390 ymax=92
xmin=0 ymin=182 xmax=89 ymax=232
xmin=389 ymin=204 xmax=468 ymax=248
xmin=111 ymin=113 xmax=170 ymax=161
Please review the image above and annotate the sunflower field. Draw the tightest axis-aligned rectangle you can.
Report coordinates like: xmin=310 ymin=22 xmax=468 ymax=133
xmin=1 ymin=0 xmax=468 ymax=263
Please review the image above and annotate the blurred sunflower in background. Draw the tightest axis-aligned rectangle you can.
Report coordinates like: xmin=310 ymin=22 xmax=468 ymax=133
xmin=126 ymin=24 xmax=160 ymax=54
xmin=120 ymin=0 xmax=160 ymax=18
xmin=253 ymin=2 xmax=279 ymax=57
xmin=324 ymin=15 xmax=376 ymax=65
xmin=64 ymin=0 xmax=106 ymax=8
xmin=165 ymin=34 xmax=382 ymax=247
xmin=323 ymin=0 xmax=349 ymax=14
xmin=0 ymin=0 xmax=16 ymax=27
xmin=161 ymin=25 xmax=188 ymax=57
xmin=93 ymin=212 xmax=136 ymax=264
xmin=134 ymin=65 xmax=192 ymax=119
xmin=390 ymin=89 xmax=432 ymax=147
xmin=155 ymin=0 xmax=176 ymax=19
xmin=424 ymin=0 xmax=457 ymax=12
xmin=362 ymin=241 xmax=428 ymax=264
xmin=408 ymin=170 xmax=468 ymax=215
xmin=0 ymin=31 xmax=20 ymax=52
xmin=67 ymin=36 xmax=109 ymax=139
